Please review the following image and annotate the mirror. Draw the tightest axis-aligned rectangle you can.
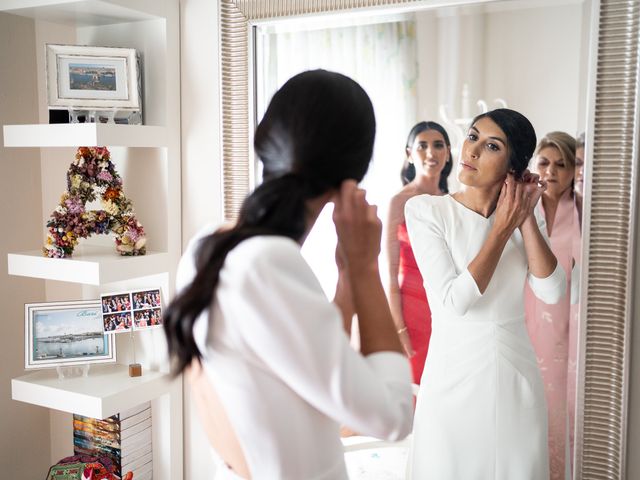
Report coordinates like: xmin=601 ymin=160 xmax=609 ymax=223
xmin=219 ymin=0 xmax=640 ymax=478
xmin=255 ymin=2 xmax=588 ymax=478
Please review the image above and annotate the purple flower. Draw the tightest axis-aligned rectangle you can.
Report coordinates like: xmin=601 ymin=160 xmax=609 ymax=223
xmin=97 ymin=171 xmax=113 ymax=182
xmin=64 ymin=197 xmax=85 ymax=215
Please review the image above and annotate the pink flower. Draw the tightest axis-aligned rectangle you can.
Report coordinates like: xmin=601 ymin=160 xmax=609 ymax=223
xmin=97 ymin=171 xmax=113 ymax=182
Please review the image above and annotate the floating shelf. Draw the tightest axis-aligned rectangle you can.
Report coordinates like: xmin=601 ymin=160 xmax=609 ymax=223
xmin=12 ymin=364 xmax=173 ymax=419
xmin=3 ymin=124 xmax=168 ymax=148
xmin=0 ymin=0 xmax=164 ymax=26
xmin=8 ymin=246 xmax=169 ymax=285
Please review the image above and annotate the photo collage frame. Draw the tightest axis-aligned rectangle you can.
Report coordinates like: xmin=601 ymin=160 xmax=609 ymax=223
xmin=101 ymin=289 xmax=163 ymax=334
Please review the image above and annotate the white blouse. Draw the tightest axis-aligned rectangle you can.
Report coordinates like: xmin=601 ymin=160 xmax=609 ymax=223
xmin=176 ymin=226 xmax=413 ymax=480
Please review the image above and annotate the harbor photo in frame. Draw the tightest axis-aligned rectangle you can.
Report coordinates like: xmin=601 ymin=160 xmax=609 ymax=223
xmin=45 ymin=44 xmax=142 ymax=113
xmin=25 ymin=300 xmax=115 ymax=369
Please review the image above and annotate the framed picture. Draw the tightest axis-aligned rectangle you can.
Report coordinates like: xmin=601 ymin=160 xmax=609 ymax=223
xmin=131 ymin=288 xmax=163 ymax=330
xmin=101 ymin=291 xmax=133 ymax=333
xmin=25 ymin=300 xmax=116 ymax=370
xmin=45 ymin=44 xmax=142 ymax=112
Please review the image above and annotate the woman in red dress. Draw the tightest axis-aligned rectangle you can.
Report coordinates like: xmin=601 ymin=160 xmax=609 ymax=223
xmin=386 ymin=121 xmax=452 ymax=384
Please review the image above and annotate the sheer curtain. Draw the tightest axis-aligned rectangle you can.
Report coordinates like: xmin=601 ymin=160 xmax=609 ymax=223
xmin=259 ymin=20 xmax=418 ymax=297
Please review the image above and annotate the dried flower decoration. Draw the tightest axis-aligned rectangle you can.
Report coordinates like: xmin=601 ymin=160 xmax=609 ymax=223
xmin=43 ymin=146 xmax=147 ymax=258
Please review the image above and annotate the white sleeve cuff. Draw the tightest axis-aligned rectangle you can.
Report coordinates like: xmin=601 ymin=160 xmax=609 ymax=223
xmin=364 ymin=351 xmax=412 ymax=384
xmin=446 ymin=268 xmax=483 ymax=316
xmin=528 ymin=261 xmax=566 ymax=305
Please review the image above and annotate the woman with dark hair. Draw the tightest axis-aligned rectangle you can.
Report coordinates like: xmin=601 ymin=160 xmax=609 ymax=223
xmin=525 ymin=132 xmax=581 ymax=479
xmin=405 ymin=109 xmax=566 ymax=478
xmin=163 ymin=70 xmax=412 ymax=480
xmin=386 ymin=121 xmax=452 ymax=384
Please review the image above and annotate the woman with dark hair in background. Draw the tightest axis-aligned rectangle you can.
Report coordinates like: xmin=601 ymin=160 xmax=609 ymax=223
xmin=525 ymin=132 xmax=581 ymax=479
xmin=163 ymin=70 xmax=412 ymax=480
xmin=386 ymin=121 xmax=452 ymax=384
xmin=406 ymin=109 xmax=566 ymax=478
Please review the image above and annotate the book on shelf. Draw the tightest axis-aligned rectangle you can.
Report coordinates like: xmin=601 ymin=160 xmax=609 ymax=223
xmin=73 ymin=401 xmax=153 ymax=479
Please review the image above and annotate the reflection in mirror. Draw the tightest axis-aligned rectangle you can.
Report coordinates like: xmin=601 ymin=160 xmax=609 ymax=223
xmin=255 ymin=1 xmax=590 ymax=478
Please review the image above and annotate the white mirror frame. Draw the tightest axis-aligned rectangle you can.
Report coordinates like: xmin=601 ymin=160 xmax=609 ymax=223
xmin=218 ymin=0 xmax=640 ymax=477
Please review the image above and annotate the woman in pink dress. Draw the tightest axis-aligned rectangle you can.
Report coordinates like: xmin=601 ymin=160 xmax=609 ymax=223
xmin=386 ymin=121 xmax=452 ymax=384
xmin=525 ymin=131 xmax=581 ymax=479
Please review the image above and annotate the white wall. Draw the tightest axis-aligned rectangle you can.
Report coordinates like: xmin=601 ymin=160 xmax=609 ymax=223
xmin=0 ymin=11 xmax=50 ymax=478
xmin=415 ymin=2 xmax=585 ymax=155
xmin=484 ymin=3 xmax=584 ymax=140
xmin=179 ymin=0 xmax=223 ymax=477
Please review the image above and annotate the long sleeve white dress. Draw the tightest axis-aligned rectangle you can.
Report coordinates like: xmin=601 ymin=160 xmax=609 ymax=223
xmin=176 ymin=226 xmax=414 ymax=480
xmin=404 ymin=195 xmax=566 ymax=480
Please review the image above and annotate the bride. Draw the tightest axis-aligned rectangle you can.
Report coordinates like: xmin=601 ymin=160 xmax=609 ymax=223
xmin=405 ymin=109 xmax=566 ymax=479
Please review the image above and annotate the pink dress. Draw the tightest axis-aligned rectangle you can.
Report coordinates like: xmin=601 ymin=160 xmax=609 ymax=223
xmin=397 ymin=222 xmax=432 ymax=384
xmin=524 ymin=190 xmax=581 ymax=480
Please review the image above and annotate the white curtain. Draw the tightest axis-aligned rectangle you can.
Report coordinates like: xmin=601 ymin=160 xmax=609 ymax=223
xmin=259 ymin=20 xmax=418 ymax=297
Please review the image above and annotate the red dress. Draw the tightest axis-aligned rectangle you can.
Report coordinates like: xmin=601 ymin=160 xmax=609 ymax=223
xmin=397 ymin=221 xmax=432 ymax=384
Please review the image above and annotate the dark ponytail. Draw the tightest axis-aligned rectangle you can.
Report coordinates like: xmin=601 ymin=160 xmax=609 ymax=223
xmin=164 ymin=70 xmax=376 ymax=375
xmin=401 ymin=121 xmax=453 ymax=193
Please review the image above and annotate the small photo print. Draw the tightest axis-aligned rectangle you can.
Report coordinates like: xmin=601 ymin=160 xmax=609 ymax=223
xmin=101 ymin=293 xmax=132 ymax=314
xmin=103 ymin=312 xmax=133 ymax=333
xmin=133 ymin=308 xmax=163 ymax=329
xmin=101 ymin=291 xmax=133 ymax=334
xmin=132 ymin=289 xmax=162 ymax=310
xmin=132 ymin=288 xmax=163 ymax=330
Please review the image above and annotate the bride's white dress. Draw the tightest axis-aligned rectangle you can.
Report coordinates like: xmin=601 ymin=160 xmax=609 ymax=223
xmin=404 ymin=194 xmax=566 ymax=479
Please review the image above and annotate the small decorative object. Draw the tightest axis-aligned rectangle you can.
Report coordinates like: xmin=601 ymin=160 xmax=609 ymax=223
xmin=73 ymin=403 xmax=152 ymax=479
xmin=25 ymin=300 xmax=116 ymax=370
xmin=46 ymin=44 xmax=142 ymax=124
xmin=43 ymin=146 xmax=147 ymax=258
xmin=46 ymin=453 xmax=128 ymax=480
xmin=129 ymin=363 xmax=142 ymax=377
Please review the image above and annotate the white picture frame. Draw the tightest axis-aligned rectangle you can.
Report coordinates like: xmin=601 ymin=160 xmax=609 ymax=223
xmin=25 ymin=300 xmax=116 ymax=370
xmin=45 ymin=44 xmax=142 ymax=111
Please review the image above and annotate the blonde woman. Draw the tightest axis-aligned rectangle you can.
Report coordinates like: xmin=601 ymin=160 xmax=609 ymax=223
xmin=525 ymin=131 xmax=581 ymax=480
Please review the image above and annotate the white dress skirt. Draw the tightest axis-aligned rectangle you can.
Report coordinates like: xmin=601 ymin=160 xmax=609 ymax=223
xmin=404 ymin=195 xmax=566 ymax=480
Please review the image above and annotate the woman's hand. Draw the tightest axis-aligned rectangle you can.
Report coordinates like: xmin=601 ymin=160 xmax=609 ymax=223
xmin=494 ymin=174 xmax=530 ymax=235
xmin=494 ymin=172 xmax=546 ymax=235
xmin=332 ymin=180 xmax=382 ymax=274
xmin=398 ymin=328 xmax=415 ymax=358
xmin=521 ymin=169 xmax=547 ymax=213
xmin=519 ymin=170 xmax=547 ymax=230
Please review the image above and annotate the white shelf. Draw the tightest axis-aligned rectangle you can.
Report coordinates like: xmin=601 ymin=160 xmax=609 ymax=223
xmin=12 ymin=364 xmax=173 ymax=419
xmin=8 ymin=246 xmax=169 ymax=285
xmin=0 ymin=0 xmax=163 ymax=26
xmin=3 ymin=124 xmax=168 ymax=148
